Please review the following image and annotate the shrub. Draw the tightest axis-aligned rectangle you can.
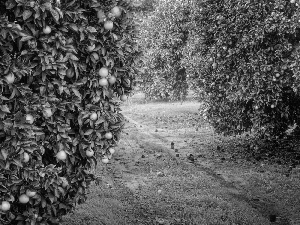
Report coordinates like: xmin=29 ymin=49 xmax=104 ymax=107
xmin=188 ymin=0 xmax=300 ymax=137
xmin=0 ymin=0 xmax=137 ymax=224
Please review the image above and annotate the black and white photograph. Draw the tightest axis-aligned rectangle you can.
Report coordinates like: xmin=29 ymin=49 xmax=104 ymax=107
xmin=0 ymin=0 xmax=300 ymax=224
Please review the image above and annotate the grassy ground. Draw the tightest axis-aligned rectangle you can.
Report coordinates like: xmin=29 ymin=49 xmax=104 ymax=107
xmin=62 ymin=93 xmax=300 ymax=225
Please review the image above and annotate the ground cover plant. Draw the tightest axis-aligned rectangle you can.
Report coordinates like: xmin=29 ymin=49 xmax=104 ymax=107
xmin=0 ymin=0 xmax=138 ymax=224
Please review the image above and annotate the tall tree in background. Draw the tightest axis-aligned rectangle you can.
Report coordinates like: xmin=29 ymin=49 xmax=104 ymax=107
xmin=187 ymin=0 xmax=300 ymax=138
xmin=137 ymin=0 xmax=192 ymax=100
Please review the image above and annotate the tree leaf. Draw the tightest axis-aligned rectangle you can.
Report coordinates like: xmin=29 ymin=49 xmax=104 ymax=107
xmin=12 ymin=159 xmax=23 ymax=168
xmin=0 ymin=105 xmax=10 ymax=113
xmin=50 ymin=8 xmax=60 ymax=23
xmin=69 ymin=24 xmax=78 ymax=32
xmin=23 ymin=10 xmax=33 ymax=20
xmin=68 ymin=53 xmax=79 ymax=61
xmin=20 ymin=35 xmax=34 ymax=42
xmin=55 ymin=7 xmax=63 ymax=18
xmin=86 ymin=26 xmax=97 ymax=33
xmin=1 ymin=149 xmax=8 ymax=160
xmin=42 ymin=2 xmax=52 ymax=10
xmin=84 ymin=129 xmax=93 ymax=136
xmin=72 ymin=88 xmax=81 ymax=99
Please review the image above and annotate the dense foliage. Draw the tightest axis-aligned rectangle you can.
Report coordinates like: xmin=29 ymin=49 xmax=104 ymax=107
xmin=132 ymin=0 xmax=157 ymax=13
xmin=137 ymin=0 xmax=191 ymax=100
xmin=186 ymin=0 xmax=300 ymax=137
xmin=0 ymin=0 xmax=137 ymax=224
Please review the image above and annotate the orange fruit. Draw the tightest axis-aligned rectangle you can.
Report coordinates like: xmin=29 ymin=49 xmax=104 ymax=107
xmin=108 ymin=76 xmax=116 ymax=85
xmin=19 ymin=194 xmax=30 ymax=204
xmin=104 ymin=21 xmax=113 ymax=30
xmin=99 ymin=78 xmax=108 ymax=86
xmin=25 ymin=114 xmax=34 ymax=124
xmin=108 ymin=148 xmax=115 ymax=154
xmin=43 ymin=26 xmax=51 ymax=34
xmin=1 ymin=201 xmax=10 ymax=211
xmin=120 ymin=95 xmax=127 ymax=102
xmin=111 ymin=6 xmax=122 ymax=17
xmin=86 ymin=150 xmax=94 ymax=157
xmin=99 ymin=67 xmax=109 ymax=77
xmin=26 ymin=189 xmax=37 ymax=197
xmin=5 ymin=73 xmax=15 ymax=84
xmin=56 ymin=151 xmax=67 ymax=161
xmin=90 ymin=112 xmax=98 ymax=121
xmin=102 ymin=157 xmax=109 ymax=164
xmin=104 ymin=132 xmax=113 ymax=139
xmin=23 ymin=152 xmax=30 ymax=163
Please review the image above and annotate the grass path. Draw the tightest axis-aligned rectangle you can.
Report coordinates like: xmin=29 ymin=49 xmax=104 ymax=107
xmin=62 ymin=100 xmax=300 ymax=225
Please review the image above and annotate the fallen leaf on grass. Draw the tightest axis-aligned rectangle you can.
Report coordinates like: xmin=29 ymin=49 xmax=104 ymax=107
xmin=155 ymin=217 xmax=165 ymax=224
xmin=155 ymin=153 xmax=162 ymax=158
xmin=157 ymin=171 xmax=164 ymax=177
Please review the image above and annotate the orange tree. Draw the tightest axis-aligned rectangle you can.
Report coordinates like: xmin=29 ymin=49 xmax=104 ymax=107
xmin=0 ymin=0 xmax=138 ymax=224
xmin=137 ymin=0 xmax=191 ymax=100
xmin=186 ymin=0 xmax=300 ymax=137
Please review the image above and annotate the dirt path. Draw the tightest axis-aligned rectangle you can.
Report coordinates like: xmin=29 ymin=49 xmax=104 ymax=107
xmin=110 ymin=112 xmax=292 ymax=225
xmin=63 ymin=101 xmax=300 ymax=225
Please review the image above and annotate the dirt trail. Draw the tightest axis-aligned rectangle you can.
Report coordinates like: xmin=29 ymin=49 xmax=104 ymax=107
xmin=116 ymin=113 xmax=292 ymax=225
xmin=63 ymin=101 xmax=299 ymax=225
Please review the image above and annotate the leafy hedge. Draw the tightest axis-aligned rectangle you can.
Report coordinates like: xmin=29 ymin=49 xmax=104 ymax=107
xmin=0 ymin=0 xmax=137 ymax=224
xmin=188 ymin=0 xmax=300 ymax=137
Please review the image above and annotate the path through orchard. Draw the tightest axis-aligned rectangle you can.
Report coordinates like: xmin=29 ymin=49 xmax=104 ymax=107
xmin=62 ymin=98 xmax=300 ymax=225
